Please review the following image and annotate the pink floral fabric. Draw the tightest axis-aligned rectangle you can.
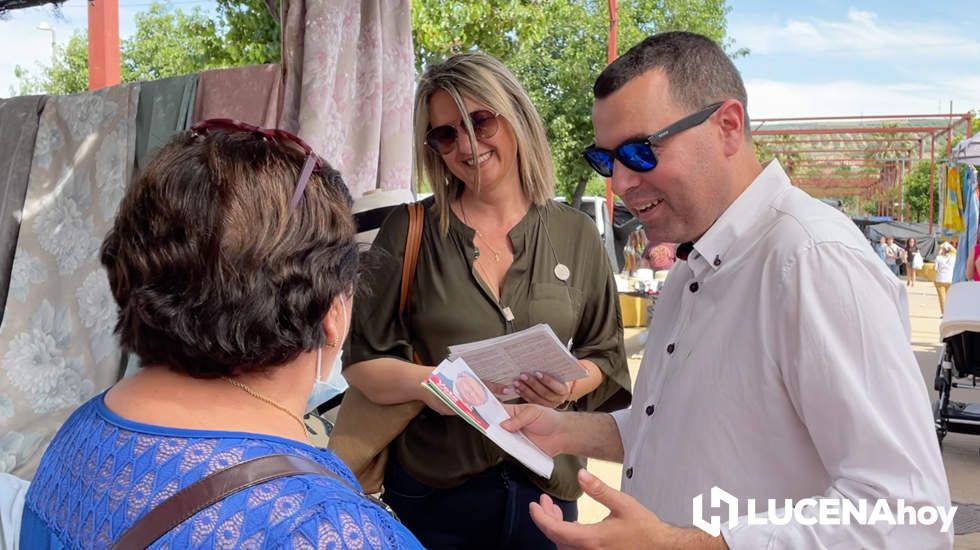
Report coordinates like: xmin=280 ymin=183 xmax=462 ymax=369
xmin=193 ymin=64 xmax=282 ymax=128
xmin=281 ymin=0 xmax=414 ymax=199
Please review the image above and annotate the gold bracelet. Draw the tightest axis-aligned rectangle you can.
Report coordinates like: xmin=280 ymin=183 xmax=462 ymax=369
xmin=556 ymin=380 xmax=578 ymax=410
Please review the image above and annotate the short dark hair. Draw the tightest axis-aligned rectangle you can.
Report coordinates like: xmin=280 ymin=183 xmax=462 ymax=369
xmin=594 ymin=31 xmax=750 ymax=135
xmin=101 ymin=130 xmax=358 ymax=378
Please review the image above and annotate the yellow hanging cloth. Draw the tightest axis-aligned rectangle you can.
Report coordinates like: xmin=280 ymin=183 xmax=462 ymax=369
xmin=943 ymin=165 xmax=965 ymax=233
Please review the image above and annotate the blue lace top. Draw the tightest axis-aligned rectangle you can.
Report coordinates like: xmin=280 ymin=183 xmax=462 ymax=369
xmin=20 ymin=394 xmax=424 ymax=549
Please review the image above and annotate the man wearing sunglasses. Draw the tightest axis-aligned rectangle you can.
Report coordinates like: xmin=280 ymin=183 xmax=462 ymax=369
xmin=504 ymin=31 xmax=951 ymax=549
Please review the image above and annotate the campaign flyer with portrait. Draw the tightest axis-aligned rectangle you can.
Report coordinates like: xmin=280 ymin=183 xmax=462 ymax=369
xmin=424 ymin=358 xmax=554 ymax=479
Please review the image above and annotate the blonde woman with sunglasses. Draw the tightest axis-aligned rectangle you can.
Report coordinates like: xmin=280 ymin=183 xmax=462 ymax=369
xmin=345 ymin=53 xmax=631 ymax=549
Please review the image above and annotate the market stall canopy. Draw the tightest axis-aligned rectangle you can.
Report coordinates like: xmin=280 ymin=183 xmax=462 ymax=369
xmin=0 ymin=0 xmax=63 ymax=15
xmin=851 ymin=216 xmax=893 ymax=238
xmin=952 ymin=134 xmax=980 ymax=165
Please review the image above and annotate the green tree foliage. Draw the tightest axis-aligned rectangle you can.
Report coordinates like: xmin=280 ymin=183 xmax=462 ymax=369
xmin=412 ymin=0 xmax=542 ymax=72
xmin=121 ymin=4 xmax=230 ymax=82
xmin=903 ymin=160 xmax=940 ymax=223
xmin=413 ymin=0 xmax=743 ymax=199
xmin=216 ymin=0 xmax=281 ymax=66
xmin=753 ymin=136 xmax=808 ymax=178
xmin=13 ymin=30 xmax=88 ymax=96
xmin=14 ymin=0 xmax=279 ymax=96
xmin=14 ymin=0 xmax=739 ymax=202
xmin=949 ymin=110 xmax=980 ymax=150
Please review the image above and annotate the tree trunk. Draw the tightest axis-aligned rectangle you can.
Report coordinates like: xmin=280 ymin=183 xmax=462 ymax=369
xmin=571 ymin=178 xmax=588 ymax=209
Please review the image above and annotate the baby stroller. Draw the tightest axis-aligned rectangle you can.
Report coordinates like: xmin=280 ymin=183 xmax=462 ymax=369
xmin=934 ymin=281 xmax=980 ymax=444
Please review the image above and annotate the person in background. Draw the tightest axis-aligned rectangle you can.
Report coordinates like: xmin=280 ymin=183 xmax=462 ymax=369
xmin=644 ymin=242 xmax=677 ymax=272
xmin=934 ymin=241 xmax=956 ymax=314
xmin=884 ymin=236 xmax=901 ymax=275
xmin=505 ymin=30 xmax=951 ymax=549
xmin=20 ymin=124 xmax=423 ymax=549
xmin=904 ymin=237 xmax=920 ymax=286
xmin=875 ymin=235 xmax=887 ymax=263
xmin=967 ymin=236 xmax=980 ymax=282
xmin=344 ymin=52 xmax=630 ymax=549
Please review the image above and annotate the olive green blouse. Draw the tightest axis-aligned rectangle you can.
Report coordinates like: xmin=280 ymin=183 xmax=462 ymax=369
xmin=347 ymin=198 xmax=631 ymax=501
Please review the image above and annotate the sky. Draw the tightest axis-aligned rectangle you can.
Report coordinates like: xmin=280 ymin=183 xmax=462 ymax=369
xmin=1 ymin=0 xmax=978 ymax=119
xmin=727 ymin=1 xmax=979 ymax=118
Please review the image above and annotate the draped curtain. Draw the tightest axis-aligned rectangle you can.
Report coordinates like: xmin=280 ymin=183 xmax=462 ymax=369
xmin=194 ymin=63 xmax=282 ymax=127
xmin=0 ymin=95 xmax=46 ymax=319
xmin=134 ymin=74 xmax=198 ymax=174
xmin=0 ymin=85 xmax=138 ymax=477
xmin=281 ymin=0 xmax=415 ymax=199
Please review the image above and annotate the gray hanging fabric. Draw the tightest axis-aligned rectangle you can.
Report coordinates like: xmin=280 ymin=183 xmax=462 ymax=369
xmin=0 ymin=83 xmax=139 ymax=478
xmin=0 ymin=95 xmax=47 ymax=320
xmin=134 ymin=73 xmax=198 ymax=174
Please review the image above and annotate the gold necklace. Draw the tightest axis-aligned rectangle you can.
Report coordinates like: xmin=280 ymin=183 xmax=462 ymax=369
xmin=472 ymin=252 xmax=502 ymax=300
xmin=460 ymin=201 xmax=504 ymax=262
xmin=222 ymin=377 xmax=310 ymax=442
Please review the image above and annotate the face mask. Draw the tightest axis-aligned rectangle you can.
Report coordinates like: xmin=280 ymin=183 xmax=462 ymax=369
xmin=306 ymin=297 xmax=350 ymax=413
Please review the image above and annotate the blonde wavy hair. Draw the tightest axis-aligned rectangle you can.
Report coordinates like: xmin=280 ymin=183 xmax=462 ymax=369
xmin=412 ymin=52 xmax=556 ymax=234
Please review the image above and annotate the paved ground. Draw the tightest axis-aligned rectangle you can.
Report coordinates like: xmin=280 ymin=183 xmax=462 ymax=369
xmin=580 ymin=279 xmax=980 ymax=548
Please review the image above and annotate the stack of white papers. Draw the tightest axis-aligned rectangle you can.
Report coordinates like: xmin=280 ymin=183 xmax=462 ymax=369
xmin=423 ymin=358 xmax=554 ymax=479
xmin=447 ymin=324 xmax=588 ymax=386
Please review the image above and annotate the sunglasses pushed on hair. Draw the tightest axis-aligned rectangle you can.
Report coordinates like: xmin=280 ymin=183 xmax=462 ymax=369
xmin=191 ymin=118 xmax=325 ymax=210
xmin=424 ymin=110 xmax=502 ymax=155
xmin=582 ymin=102 xmax=724 ymax=178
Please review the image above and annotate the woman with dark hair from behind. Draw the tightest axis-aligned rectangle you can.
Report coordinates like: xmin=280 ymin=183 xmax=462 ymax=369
xmin=20 ymin=125 xmax=423 ymax=548
xmin=904 ymin=237 xmax=919 ymax=286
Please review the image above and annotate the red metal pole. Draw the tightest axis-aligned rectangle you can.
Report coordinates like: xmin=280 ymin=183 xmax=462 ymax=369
xmin=755 ymin=126 xmax=946 ymax=136
xmin=767 ymin=147 xmax=914 ymax=154
xmin=928 ymin=135 xmax=935 ymax=234
xmin=88 ymin=0 xmax=121 ymax=90
xmin=886 ymin=171 xmax=891 ymax=219
xmin=904 ymin=156 xmax=911 ymax=222
xmin=754 ymin=113 xmax=970 ymax=123
xmin=754 ymin=137 xmax=920 ymax=143
xmin=605 ymin=0 xmax=618 ymax=224
xmin=606 ymin=0 xmax=618 ymax=90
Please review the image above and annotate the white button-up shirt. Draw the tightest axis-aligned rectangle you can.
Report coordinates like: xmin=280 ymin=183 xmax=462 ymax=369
xmin=612 ymin=161 xmax=951 ymax=548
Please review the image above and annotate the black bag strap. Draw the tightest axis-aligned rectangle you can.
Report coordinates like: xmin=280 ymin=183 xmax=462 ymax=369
xmin=110 ymin=453 xmax=387 ymax=549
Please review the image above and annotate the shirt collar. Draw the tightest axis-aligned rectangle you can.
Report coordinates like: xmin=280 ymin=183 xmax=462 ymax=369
xmin=684 ymin=160 xmax=792 ymax=277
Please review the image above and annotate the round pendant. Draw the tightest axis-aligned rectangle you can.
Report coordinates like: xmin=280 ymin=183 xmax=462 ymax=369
xmin=554 ymin=263 xmax=570 ymax=281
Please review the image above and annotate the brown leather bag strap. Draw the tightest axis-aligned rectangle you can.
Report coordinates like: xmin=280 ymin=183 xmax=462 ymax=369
xmin=398 ymin=203 xmax=426 ymax=365
xmin=110 ymin=454 xmax=342 ymax=550
xmin=398 ymin=202 xmax=424 ymax=316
